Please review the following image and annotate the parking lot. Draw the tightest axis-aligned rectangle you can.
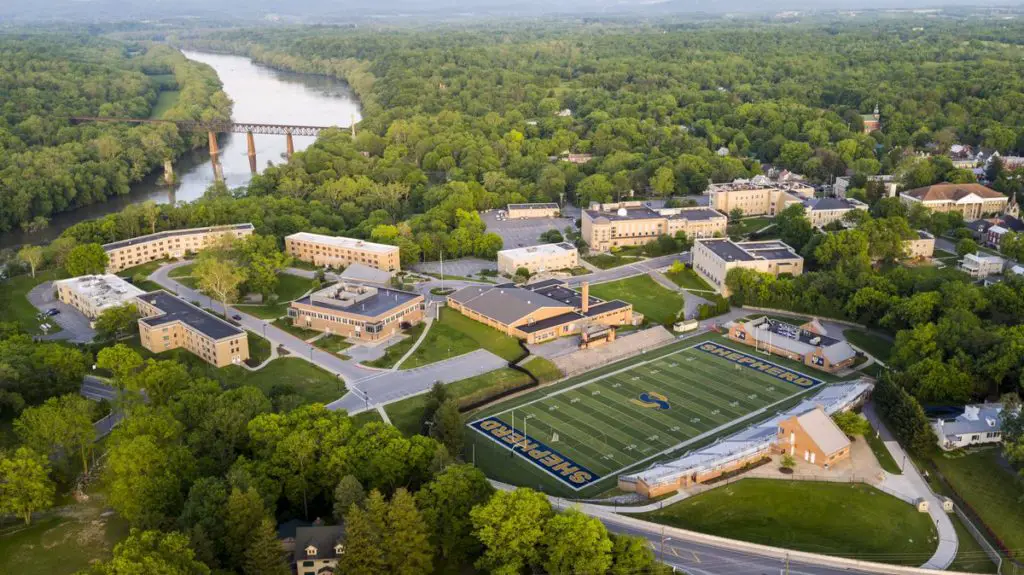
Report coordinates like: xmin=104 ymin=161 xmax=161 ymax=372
xmin=412 ymin=257 xmax=496 ymax=278
xmin=482 ymin=210 xmax=577 ymax=249
xmin=26 ymin=282 xmax=96 ymax=342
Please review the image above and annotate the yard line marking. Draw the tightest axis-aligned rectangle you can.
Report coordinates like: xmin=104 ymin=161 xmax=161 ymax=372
xmin=691 ymin=552 xmax=701 ymax=563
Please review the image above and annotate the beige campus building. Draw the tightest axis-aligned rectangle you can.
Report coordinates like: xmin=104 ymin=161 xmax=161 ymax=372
xmin=136 ymin=290 xmax=249 ymax=368
xmin=285 ymin=232 xmax=400 ymax=272
xmin=497 ymin=242 xmax=579 ymax=275
xmin=692 ymin=238 xmax=804 ymax=297
xmin=802 ymin=197 xmax=868 ymax=228
xmin=506 ymin=203 xmax=560 ymax=219
xmin=904 ymin=231 xmax=936 ymax=260
xmin=707 ymin=182 xmax=813 ymax=217
xmin=582 ymin=202 xmax=727 ymax=253
xmin=54 ymin=275 xmax=145 ymax=320
xmin=900 ymin=183 xmax=1008 ymax=220
xmin=103 ymin=224 xmax=255 ymax=273
xmin=288 ymin=282 xmax=424 ymax=342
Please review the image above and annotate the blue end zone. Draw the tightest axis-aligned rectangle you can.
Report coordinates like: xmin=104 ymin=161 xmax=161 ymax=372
xmin=694 ymin=341 xmax=823 ymax=387
xmin=469 ymin=416 xmax=600 ymax=490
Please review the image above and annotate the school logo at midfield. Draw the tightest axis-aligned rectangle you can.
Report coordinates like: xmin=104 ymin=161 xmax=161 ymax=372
xmin=631 ymin=391 xmax=670 ymax=410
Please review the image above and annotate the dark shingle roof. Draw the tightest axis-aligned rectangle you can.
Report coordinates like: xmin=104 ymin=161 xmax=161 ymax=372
xmin=138 ymin=290 xmax=244 ymax=341
xmin=295 ymin=525 xmax=346 ymax=561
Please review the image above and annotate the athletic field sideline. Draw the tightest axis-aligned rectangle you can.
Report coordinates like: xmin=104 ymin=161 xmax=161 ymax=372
xmin=468 ymin=339 xmax=830 ymax=490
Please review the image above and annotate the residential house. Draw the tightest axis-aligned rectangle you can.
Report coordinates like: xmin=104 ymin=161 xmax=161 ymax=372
xmin=960 ymin=253 xmax=1005 ymax=278
xmin=294 ymin=525 xmax=346 ymax=575
xmin=932 ymin=404 xmax=1010 ymax=451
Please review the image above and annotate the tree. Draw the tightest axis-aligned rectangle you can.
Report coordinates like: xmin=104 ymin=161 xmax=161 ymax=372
xmin=141 ymin=201 xmax=160 ymax=235
xmin=775 ymin=204 xmax=814 ymax=252
xmin=0 ymin=447 xmax=54 ymax=524
xmin=17 ymin=245 xmax=44 ymax=278
xmin=780 ymin=453 xmax=796 ymax=470
xmin=86 ymin=529 xmax=211 ymax=575
xmin=382 ymin=488 xmax=433 ymax=575
xmin=650 ymin=166 xmax=675 ymax=196
xmin=832 ymin=411 xmax=871 ymax=437
xmin=94 ymin=303 xmax=139 ymax=341
xmin=96 ymin=343 xmax=143 ymax=382
xmin=420 ymin=382 xmax=449 ymax=435
xmin=178 ymin=477 xmax=229 ymax=568
xmin=728 ymin=207 xmax=744 ymax=223
xmin=430 ymin=398 xmax=464 ymax=456
xmin=125 ymin=360 xmax=190 ymax=406
xmin=65 ymin=243 xmax=109 ymax=276
xmin=339 ymin=491 xmax=387 ymax=575
xmin=14 ymin=394 xmax=95 ymax=475
xmin=194 ymin=254 xmax=245 ymax=311
xmin=986 ymin=156 xmax=1004 ymax=183
xmin=244 ymin=517 xmax=290 ymax=575
xmin=225 ymin=487 xmax=270 ymax=569
xmin=333 ymin=474 xmax=367 ymax=522
xmin=107 ymin=435 xmax=196 ymax=528
xmin=956 ymin=237 xmax=978 ymax=258
xmin=416 ymin=464 xmax=494 ymax=566
xmin=539 ymin=229 xmax=564 ymax=243
xmin=471 ymin=488 xmax=553 ymax=575
xmin=542 ymin=509 xmax=614 ymax=575
xmin=610 ymin=534 xmax=667 ymax=575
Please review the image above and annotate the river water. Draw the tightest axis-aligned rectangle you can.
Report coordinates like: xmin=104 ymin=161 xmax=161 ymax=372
xmin=0 ymin=50 xmax=361 ymax=249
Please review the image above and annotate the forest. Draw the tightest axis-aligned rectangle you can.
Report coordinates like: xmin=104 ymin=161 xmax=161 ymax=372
xmin=0 ymin=35 xmax=231 ymax=233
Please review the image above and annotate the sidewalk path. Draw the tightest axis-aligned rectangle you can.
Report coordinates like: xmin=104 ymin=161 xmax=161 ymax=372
xmin=863 ymin=401 xmax=958 ymax=570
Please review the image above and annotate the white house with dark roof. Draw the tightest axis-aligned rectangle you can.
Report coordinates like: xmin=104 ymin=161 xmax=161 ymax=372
xmin=803 ymin=197 xmax=867 ymax=228
xmin=932 ymin=404 xmax=1011 ymax=451
xmin=294 ymin=525 xmax=346 ymax=575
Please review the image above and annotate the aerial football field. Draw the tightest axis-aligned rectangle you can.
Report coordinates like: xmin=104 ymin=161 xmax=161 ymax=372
xmin=468 ymin=336 xmax=838 ymax=493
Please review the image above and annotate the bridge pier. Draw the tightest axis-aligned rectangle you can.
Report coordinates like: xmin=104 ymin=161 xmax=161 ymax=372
xmin=163 ymin=158 xmax=174 ymax=185
xmin=285 ymin=131 xmax=294 ymax=160
xmin=246 ymin=131 xmax=257 ymax=174
xmin=208 ymin=131 xmax=223 ymax=183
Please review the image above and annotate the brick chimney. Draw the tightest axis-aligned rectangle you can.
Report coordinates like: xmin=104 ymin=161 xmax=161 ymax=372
xmin=581 ymin=282 xmax=589 ymax=314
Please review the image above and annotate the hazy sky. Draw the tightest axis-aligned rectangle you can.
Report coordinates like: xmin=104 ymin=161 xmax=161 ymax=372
xmin=0 ymin=0 xmax=1020 ymax=23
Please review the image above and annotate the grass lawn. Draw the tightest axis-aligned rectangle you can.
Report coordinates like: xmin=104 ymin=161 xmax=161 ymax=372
xmin=289 ymin=260 xmax=321 ymax=271
xmin=665 ymin=266 xmax=714 ymax=291
xmin=352 ymin=410 xmax=383 ymax=426
xmin=0 ymin=486 xmax=130 ymax=574
xmin=589 ymin=275 xmax=684 ymax=325
xmin=637 ymin=479 xmax=937 ymax=565
xmin=272 ymin=318 xmax=321 ymax=341
xmin=386 ymin=357 xmax=562 ymax=436
xmin=583 ymin=253 xmax=640 ymax=270
xmin=364 ymin=323 xmax=426 ymax=369
xmin=240 ymin=358 xmax=345 ymax=405
xmin=168 ymin=263 xmax=195 ymax=278
xmin=246 ymin=331 xmax=272 ymax=366
xmin=316 ymin=335 xmax=352 ymax=359
xmin=402 ymin=307 xmax=524 ymax=368
xmin=933 ymin=249 xmax=958 ymax=262
xmin=929 ymin=448 xmax=1024 ymax=556
xmin=149 ymin=90 xmax=181 ymax=118
xmin=727 ymin=216 xmax=773 ymax=239
xmin=0 ymin=269 xmax=66 ymax=335
xmin=863 ymin=423 xmax=902 ymax=474
xmin=274 ymin=272 xmax=313 ymax=301
xmin=115 ymin=260 xmax=167 ymax=280
xmin=843 ymin=329 xmax=893 ymax=363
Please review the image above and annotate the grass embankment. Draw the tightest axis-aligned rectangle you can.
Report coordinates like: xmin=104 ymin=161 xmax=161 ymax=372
xmin=0 ymin=269 xmax=65 ymax=335
xmin=843 ymin=329 xmax=893 ymax=363
xmin=149 ymin=90 xmax=181 ymax=119
xmin=116 ymin=260 xmax=167 ymax=292
xmin=272 ymin=318 xmax=321 ymax=341
xmin=235 ymin=272 xmax=314 ymax=319
xmin=863 ymin=423 xmax=903 ymax=474
xmin=928 ymin=448 xmax=1024 ymax=557
xmin=727 ymin=216 xmax=773 ymax=239
xmin=316 ymin=335 xmax=352 ymax=359
xmin=246 ymin=331 xmax=272 ymax=365
xmin=636 ymin=479 xmax=938 ymax=565
xmin=664 ymin=266 xmax=714 ymax=291
xmin=589 ymin=275 xmax=684 ymax=325
xmin=400 ymin=308 xmax=523 ymax=369
xmin=385 ymin=357 xmax=563 ymax=436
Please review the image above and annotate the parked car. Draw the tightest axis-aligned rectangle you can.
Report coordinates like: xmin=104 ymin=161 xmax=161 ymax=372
xmin=46 ymin=308 xmax=60 ymax=316
xmin=231 ymin=314 xmax=242 ymax=321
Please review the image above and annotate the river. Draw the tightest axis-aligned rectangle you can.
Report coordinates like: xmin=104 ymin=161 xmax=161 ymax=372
xmin=0 ymin=50 xmax=361 ymax=249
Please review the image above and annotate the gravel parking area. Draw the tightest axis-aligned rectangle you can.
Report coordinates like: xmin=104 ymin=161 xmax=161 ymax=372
xmin=482 ymin=211 xmax=577 ymax=249
xmin=27 ymin=282 xmax=96 ymax=342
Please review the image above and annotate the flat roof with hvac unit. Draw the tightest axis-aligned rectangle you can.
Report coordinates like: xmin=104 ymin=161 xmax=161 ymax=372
xmin=54 ymin=274 xmax=146 ymax=319
xmin=508 ymin=202 xmax=559 ymax=211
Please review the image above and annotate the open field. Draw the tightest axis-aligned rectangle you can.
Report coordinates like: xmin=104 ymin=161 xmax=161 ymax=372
xmin=843 ymin=329 xmax=893 ymax=363
xmin=589 ymin=275 xmax=684 ymax=325
xmin=469 ymin=336 xmax=830 ymax=491
xmin=636 ymin=479 xmax=938 ymax=565
xmin=0 ymin=486 xmax=130 ymax=575
xmin=929 ymin=448 xmax=1024 ymax=557
xmin=386 ymin=357 xmax=563 ymax=436
xmin=239 ymin=358 xmax=345 ymax=405
xmin=727 ymin=216 xmax=773 ymax=239
xmin=149 ymin=90 xmax=180 ymax=119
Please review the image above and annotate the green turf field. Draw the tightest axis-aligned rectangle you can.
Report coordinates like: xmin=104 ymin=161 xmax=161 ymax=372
xmin=469 ymin=338 xmax=827 ymax=491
